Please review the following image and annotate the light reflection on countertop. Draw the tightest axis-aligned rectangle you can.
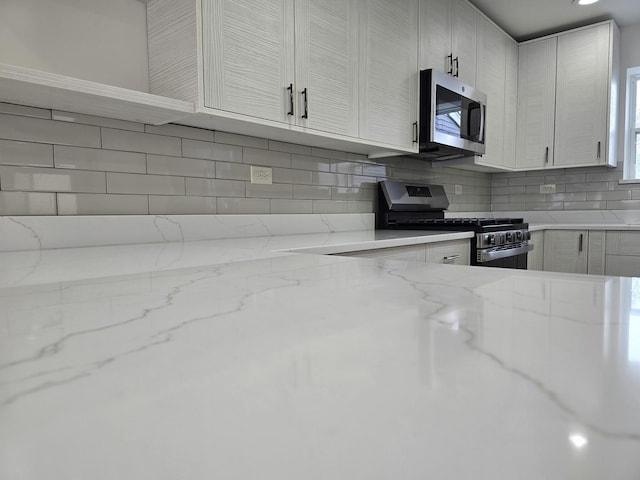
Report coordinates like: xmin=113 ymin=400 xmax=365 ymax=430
xmin=1 ymin=237 xmax=640 ymax=479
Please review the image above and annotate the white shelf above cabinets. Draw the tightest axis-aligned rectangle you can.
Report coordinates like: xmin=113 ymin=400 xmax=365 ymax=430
xmin=0 ymin=63 xmax=194 ymax=126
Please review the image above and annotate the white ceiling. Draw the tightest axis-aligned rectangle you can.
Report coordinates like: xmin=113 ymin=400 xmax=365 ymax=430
xmin=469 ymin=0 xmax=640 ymax=41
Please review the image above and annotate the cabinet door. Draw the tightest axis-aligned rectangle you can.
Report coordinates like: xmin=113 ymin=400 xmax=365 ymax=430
xmin=476 ymin=16 xmax=506 ymax=167
xmin=502 ymin=37 xmax=518 ymax=169
xmin=543 ymin=230 xmax=588 ymax=274
xmin=528 ymin=231 xmax=544 ymax=271
xmin=425 ymin=240 xmax=470 ymax=265
xmin=419 ymin=0 xmax=451 ymax=72
xmin=451 ymin=0 xmax=477 ymax=88
xmin=359 ymin=0 xmax=418 ymax=148
xmin=294 ymin=0 xmax=358 ymax=136
xmin=516 ymin=37 xmax=557 ymax=169
xmin=554 ymin=24 xmax=610 ymax=167
xmin=202 ymin=0 xmax=295 ymax=123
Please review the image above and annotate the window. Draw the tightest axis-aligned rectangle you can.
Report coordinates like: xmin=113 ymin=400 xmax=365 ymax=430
xmin=624 ymin=66 xmax=640 ymax=179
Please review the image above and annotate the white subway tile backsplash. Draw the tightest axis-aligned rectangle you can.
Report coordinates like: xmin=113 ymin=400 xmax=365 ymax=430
xmin=0 ymin=114 xmax=100 ymax=147
xmin=0 ymin=102 xmax=51 ymax=119
xmin=57 ymin=193 xmax=149 ymax=215
xmin=0 ymin=166 xmax=106 ymax=193
xmin=215 ymin=131 xmax=268 ymax=149
xmin=311 ymin=147 xmax=346 ymax=160
xmin=149 ymin=195 xmax=217 ymax=214
xmin=0 ymin=192 xmax=56 ymax=215
xmin=293 ymin=185 xmax=332 ymax=200
xmin=182 ymin=139 xmax=242 ymax=162
xmin=52 ymin=111 xmax=144 ymax=132
xmin=268 ymin=140 xmax=311 ymax=155
xmin=145 ymin=124 xmax=214 ymax=141
xmin=215 ymin=162 xmax=251 ymax=181
xmin=243 ymin=148 xmax=291 ymax=168
xmin=186 ymin=178 xmax=245 ymax=197
xmin=270 ymin=199 xmax=312 ymax=214
xmin=217 ymin=197 xmax=270 ymax=214
xmin=102 ymin=128 xmax=182 ymax=156
xmin=291 ymin=154 xmax=332 ymax=172
xmin=147 ymin=154 xmax=216 ymax=178
xmin=347 ymin=201 xmax=373 ymax=213
xmin=271 ymin=167 xmax=313 ymax=185
xmin=54 ymin=146 xmax=146 ymax=173
xmin=312 ymin=200 xmax=348 ymax=213
xmin=0 ymin=103 xmax=493 ymax=216
xmin=107 ymin=172 xmax=185 ymax=195
xmin=0 ymin=140 xmax=53 ymax=167
xmin=245 ymin=183 xmax=293 ymax=199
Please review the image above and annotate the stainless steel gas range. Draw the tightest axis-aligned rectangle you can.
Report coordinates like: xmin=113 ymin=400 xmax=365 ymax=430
xmin=376 ymin=181 xmax=533 ymax=269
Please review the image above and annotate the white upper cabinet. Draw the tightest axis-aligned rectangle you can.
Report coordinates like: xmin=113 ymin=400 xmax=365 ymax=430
xmin=359 ymin=0 xmax=418 ymax=149
xmin=202 ymin=0 xmax=295 ymax=124
xmin=517 ymin=21 xmax=619 ymax=170
xmin=516 ymin=37 xmax=557 ymax=170
xmin=502 ymin=37 xmax=518 ymax=170
xmin=554 ymin=23 xmax=611 ymax=167
xmin=476 ymin=16 xmax=507 ymax=168
xmin=294 ymin=0 xmax=359 ymax=137
xmin=419 ymin=0 xmax=477 ymax=87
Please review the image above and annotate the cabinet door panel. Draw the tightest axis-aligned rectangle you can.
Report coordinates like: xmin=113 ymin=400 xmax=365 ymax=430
xmin=543 ymin=230 xmax=588 ymax=274
xmin=203 ymin=0 xmax=294 ymax=123
xmin=554 ymin=24 xmax=610 ymax=166
xmin=294 ymin=0 xmax=358 ymax=136
xmin=419 ymin=0 xmax=451 ymax=72
xmin=359 ymin=0 xmax=418 ymax=148
xmin=451 ymin=0 xmax=477 ymax=88
xmin=516 ymin=37 xmax=557 ymax=169
xmin=476 ymin=16 xmax=506 ymax=167
xmin=528 ymin=231 xmax=544 ymax=271
xmin=502 ymin=38 xmax=518 ymax=169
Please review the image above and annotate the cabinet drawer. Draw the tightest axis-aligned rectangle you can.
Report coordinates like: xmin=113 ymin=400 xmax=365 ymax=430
xmin=425 ymin=240 xmax=469 ymax=265
xmin=605 ymin=231 xmax=640 ymax=256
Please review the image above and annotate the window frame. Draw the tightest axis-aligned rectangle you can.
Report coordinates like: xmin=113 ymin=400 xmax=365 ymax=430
xmin=623 ymin=66 xmax=640 ymax=179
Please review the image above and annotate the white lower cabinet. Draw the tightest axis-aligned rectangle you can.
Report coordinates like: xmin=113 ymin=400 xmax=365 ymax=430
xmin=527 ymin=231 xmax=544 ymax=271
xmin=605 ymin=232 xmax=640 ymax=277
xmin=424 ymin=240 xmax=470 ymax=265
xmin=335 ymin=239 xmax=470 ymax=265
xmin=541 ymin=230 xmax=605 ymax=275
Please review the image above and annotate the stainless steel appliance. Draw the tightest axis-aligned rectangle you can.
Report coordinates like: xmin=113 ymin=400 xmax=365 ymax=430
xmin=418 ymin=69 xmax=487 ymax=160
xmin=377 ymin=181 xmax=533 ymax=269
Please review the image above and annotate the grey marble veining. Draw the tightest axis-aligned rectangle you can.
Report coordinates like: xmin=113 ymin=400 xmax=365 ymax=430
xmin=1 ymin=237 xmax=639 ymax=479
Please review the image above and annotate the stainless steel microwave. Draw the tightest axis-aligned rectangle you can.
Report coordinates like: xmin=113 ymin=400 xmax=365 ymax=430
xmin=418 ymin=69 xmax=486 ymax=160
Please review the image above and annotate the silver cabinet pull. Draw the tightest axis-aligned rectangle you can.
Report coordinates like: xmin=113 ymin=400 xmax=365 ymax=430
xmin=545 ymin=146 xmax=549 ymax=163
xmin=597 ymin=141 xmax=601 ymax=159
xmin=443 ymin=254 xmax=461 ymax=264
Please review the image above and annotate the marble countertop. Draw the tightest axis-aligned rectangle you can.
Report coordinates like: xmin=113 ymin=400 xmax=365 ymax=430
xmin=1 ymin=233 xmax=640 ymax=479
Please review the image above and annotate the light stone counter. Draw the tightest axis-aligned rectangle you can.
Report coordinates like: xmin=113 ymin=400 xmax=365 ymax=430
xmin=1 ymin=233 xmax=640 ymax=479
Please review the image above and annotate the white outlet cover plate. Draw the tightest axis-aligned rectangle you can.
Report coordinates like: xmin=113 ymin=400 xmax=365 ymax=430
xmin=250 ymin=166 xmax=272 ymax=185
xmin=540 ymin=184 xmax=556 ymax=194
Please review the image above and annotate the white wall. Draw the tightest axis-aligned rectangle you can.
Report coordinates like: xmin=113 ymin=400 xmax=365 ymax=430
xmin=0 ymin=0 xmax=149 ymax=92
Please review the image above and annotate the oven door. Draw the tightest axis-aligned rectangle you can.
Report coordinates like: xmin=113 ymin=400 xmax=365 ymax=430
xmin=474 ymin=243 xmax=533 ymax=269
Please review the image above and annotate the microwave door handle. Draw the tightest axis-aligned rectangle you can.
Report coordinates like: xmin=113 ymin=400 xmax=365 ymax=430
xmin=479 ymin=103 xmax=485 ymax=144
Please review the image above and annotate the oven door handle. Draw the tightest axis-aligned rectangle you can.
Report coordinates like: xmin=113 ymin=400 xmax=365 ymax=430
xmin=477 ymin=243 xmax=533 ymax=263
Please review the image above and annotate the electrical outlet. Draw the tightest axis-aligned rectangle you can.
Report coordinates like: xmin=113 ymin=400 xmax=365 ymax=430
xmin=540 ymin=184 xmax=556 ymax=194
xmin=454 ymin=184 xmax=463 ymax=195
xmin=250 ymin=166 xmax=272 ymax=185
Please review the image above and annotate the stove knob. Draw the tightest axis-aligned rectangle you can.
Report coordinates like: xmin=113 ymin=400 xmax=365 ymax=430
xmin=506 ymin=232 xmax=513 ymax=242
xmin=486 ymin=234 xmax=495 ymax=246
xmin=515 ymin=231 xmax=523 ymax=241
